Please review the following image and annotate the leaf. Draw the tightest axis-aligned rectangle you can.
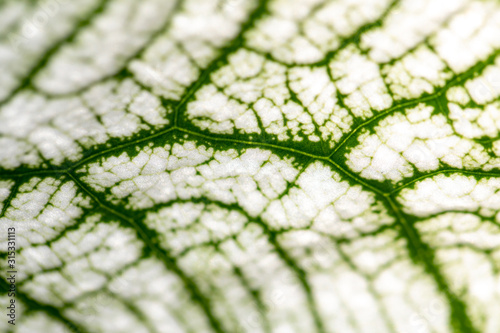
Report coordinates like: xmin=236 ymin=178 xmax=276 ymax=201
xmin=1 ymin=0 xmax=500 ymax=332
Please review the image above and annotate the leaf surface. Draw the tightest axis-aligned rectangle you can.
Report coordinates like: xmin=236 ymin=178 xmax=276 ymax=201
xmin=1 ymin=0 xmax=500 ymax=332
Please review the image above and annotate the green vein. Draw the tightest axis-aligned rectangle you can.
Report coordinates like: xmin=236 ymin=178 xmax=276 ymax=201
xmin=384 ymin=195 xmax=479 ymax=333
xmin=0 ymin=1 xmax=109 ymax=107
xmin=64 ymin=171 xmax=226 ymax=333
xmin=0 ymin=279 xmax=89 ymax=333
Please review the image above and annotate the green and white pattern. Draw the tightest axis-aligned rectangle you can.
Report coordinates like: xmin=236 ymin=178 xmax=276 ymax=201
xmin=1 ymin=0 xmax=500 ymax=332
